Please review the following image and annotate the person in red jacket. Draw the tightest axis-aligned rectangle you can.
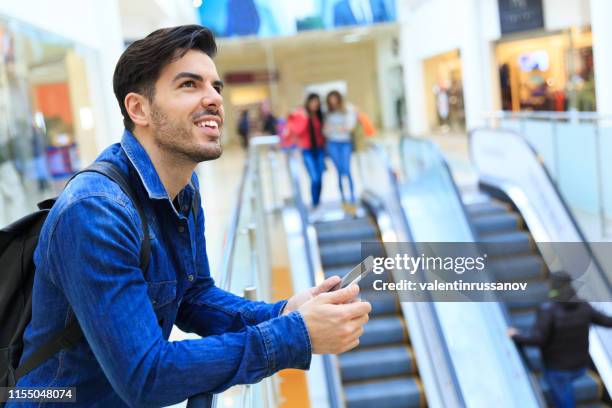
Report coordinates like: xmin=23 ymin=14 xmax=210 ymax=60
xmin=286 ymin=93 xmax=326 ymax=208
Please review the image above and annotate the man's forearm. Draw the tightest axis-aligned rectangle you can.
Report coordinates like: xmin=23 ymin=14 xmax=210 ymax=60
xmin=177 ymin=284 xmax=287 ymax=336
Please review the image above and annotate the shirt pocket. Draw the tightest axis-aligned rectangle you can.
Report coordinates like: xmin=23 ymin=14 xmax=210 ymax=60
xmin=146 ymin=280 xmax=177 ymax=310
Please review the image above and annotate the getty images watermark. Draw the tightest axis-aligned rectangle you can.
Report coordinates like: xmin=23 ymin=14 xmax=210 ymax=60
xmin=357 ymin=242 xmax=612 ymax=303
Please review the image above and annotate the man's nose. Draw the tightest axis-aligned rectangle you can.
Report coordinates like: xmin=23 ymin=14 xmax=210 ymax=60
xmin=201 ymin=85 xmax=223 ymax=111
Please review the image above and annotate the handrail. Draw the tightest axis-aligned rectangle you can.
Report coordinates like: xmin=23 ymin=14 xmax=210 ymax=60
xmin=285 ymin=148 xmax=344 ymax=408
xmin=363 ymin=140 xmax=467 ymax=407
xmin=203 ymin=136 xmax=279 ymax=408
xmin=399 ymin=134 xmax=547 ymax=407
xmin=484 ymin=110 xmax=612 ymax=122
xmin=469 ymin=126 xmax=612 ymax=396
xmin=218 ymin=157 xmax=251 ymax=291
xmin=469 ymin=128 xmax=612 ymax=294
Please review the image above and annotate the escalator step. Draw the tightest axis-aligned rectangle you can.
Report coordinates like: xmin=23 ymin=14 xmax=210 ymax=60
xmin=540 ymin=371 xmax=602 ymax=404
xmin=344 ymin=377 xmax=423 ymax=408
xmin=500 ymin=281 xmax=550 ymax=309
xmin=472 ymin=213 xmax=521 ymax=234
xmin=319 ymin=241 xmax=385 ymax=267
xmin=510 ymin=310 xmax=537 ymax=332
xmin=314 ymin=217 xmax=373 ymax=233
xmin=465 ymin=200 xmax=509 ymax=216
xmin=360 ymin=316 xmax=406 ymax=347
xmin=339 ymin=345 xmax=415 ymax=382
xmin=481 ymin=231 xmax=533 ymax=256
xmin=522 ymin=346 xmax=543 ymax=372
xmin=365 ymin=291 xmax=399 ymax=317
xmin=488 ymin=255 xmax=545 ymax=282
xmin=319 ymin=241 xmax=364 ymax=266
xmin=316 ymin=223 xmax=378 ymax=244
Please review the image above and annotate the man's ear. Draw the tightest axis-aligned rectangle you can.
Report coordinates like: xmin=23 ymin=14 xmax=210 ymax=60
xmin=124 ymin=92 xmax=150 ymax=128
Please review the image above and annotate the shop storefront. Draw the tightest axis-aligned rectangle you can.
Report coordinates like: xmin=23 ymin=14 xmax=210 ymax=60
xmin=0 ymin=18 xmax=95 ymax=227
xmin=423 ymin=50 xmax=466 ymax=132
xmin=495 ymin=27 xmax=595 ymax=112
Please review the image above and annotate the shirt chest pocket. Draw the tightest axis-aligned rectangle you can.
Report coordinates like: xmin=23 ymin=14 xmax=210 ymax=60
xmin=146 ymin=280 xmax=177 ymax=312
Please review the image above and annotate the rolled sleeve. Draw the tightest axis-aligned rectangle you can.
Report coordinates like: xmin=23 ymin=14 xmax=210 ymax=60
xmin=257 ymin=311 xmax=312 ymax=375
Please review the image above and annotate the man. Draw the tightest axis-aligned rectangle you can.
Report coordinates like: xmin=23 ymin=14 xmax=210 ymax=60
xmin=508 ymin=272 xmax=612 ymax=408
xmin=12 ymin=25 xmax=370 ymax=407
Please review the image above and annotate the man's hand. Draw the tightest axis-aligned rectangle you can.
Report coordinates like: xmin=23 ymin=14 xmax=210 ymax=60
xmin=283 ymin=276 xmax=342 ymax=316
xmin=299 ymin=284 xmax=371 ymax=354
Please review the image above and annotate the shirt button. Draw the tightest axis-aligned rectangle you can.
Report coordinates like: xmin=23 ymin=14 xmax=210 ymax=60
xmin=178 ymin=225 xmax=185 ymax=233
xmin=187 ymin=275 xmax=194 ymax=282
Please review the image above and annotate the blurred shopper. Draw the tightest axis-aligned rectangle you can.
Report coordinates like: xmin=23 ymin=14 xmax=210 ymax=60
xmin=237 ymin=109 xmax=250 ymax=149
xmin=287 ymin=93 xmax=326 ymax=210
xmin=508 ymin=272 xmax=612 ymax=408
xmin=259 ymin=100 xmax=278 ymax=135
xmin=324 ymin=90 xmax=357 ymax=212
xmin=9 ymin=26 xmax=371 ymax=407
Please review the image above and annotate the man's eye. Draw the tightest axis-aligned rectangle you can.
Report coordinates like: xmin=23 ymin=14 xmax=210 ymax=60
xmin=181 ymin=81 xmax=196 ymax=88
xmin=214 ymin=86 xmax=223 ymax=94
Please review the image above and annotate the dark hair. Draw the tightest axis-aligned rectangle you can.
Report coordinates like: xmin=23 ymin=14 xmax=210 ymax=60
xmin=304 ymin=93 xmax=322 ymax=122
xmin=113 ymin=25 xmax=217 ymax=131
xmin=326 ymin=90 xmax=344 ymax=112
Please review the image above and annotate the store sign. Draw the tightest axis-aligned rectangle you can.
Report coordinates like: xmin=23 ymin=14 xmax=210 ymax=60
xmin=498 ymin=0 xmax=544 ymax=35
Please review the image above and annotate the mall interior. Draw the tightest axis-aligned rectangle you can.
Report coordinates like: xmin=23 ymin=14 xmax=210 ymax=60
xmin=1 ymin=0 xmax=612 ymax=407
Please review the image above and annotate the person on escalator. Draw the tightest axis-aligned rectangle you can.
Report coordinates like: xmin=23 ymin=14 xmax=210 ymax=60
xmin=508 ymin=272 xmax=612 ymax=408
xmin=286 ymin=93 xmax=326 ymax=216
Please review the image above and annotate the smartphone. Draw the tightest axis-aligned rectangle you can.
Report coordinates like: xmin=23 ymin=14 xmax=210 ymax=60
xmin=330 ymin=255 xmax=375 ymax=291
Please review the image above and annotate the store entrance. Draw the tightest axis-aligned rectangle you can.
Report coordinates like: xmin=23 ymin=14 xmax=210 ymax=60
xmin=495 ymin=28 xmax=595 ymax=112
xmin=423 ymin=50 xmax=465 ymax=133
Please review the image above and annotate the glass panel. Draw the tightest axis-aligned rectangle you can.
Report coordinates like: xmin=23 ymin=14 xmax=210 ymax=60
xmin=522 ymin=119 xmax=557 ymax=179
xmin=0 ymin=18 xmax=93 ymax=227
xmin=556 ymin=122 xmax=598 ymax=215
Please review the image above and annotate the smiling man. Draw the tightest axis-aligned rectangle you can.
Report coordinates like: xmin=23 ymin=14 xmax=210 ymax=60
xmin=10 ymin=25 xmax=370 ymax=407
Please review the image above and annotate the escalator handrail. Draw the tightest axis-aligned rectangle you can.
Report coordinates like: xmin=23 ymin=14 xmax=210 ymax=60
xmin=285 ymin=147 xmax=344 ymax=408
xmin=400 ymin=135 xmax=481 ymax=241
xmin=218 ymin=153 xmax=251 ymax=292
xmin=208 ymin=136 xmax=279 ymax=408
xmin=363 ymin=140 xmax=467 ymax=407
xmin=399 ymin=134 xmax=547 ymax=407
xmin=468 ymin=127 xmax=612 ymax=295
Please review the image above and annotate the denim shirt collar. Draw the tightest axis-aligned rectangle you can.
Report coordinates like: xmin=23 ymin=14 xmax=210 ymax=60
xmin=120 ymin=130 xmax=196 ymax=215
xmin=121 ymin=129 xmax=169 ymax=200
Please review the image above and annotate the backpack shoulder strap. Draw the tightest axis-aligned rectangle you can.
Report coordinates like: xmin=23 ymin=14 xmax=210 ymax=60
xmin=13 ymin=161 xmax=150 ymax=383
xmin=83 ymin=162 xmax=151 ymax=271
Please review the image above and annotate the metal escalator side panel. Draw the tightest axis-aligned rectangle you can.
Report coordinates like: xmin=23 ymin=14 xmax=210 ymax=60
xmin=399 ymin=135 xmax=544 ymax=408
xmin=470 ymin=128 xmax=612 ymax=397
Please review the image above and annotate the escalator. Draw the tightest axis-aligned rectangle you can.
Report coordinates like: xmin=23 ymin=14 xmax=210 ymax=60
xmin=465 ymin=193 xmax=608 ymax=406
xmin=314 ymin=213 xmax=426 ymax=408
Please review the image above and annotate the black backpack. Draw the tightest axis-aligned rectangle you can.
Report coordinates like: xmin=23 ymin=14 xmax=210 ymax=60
xmin=0 ymin=161 xmax=151 ymax=388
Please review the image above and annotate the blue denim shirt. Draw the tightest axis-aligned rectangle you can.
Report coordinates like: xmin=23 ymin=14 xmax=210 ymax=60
xmin=11 ymin=130 xmax=311 ymax=407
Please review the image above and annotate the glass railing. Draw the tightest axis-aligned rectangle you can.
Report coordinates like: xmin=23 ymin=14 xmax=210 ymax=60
xmin=185 ymin=137 xmax=281 ymax=408
xmin=485 ymin=111 xmax=612 ymax=240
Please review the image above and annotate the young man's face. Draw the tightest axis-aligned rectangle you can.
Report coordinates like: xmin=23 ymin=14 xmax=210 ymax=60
xmin=149 ymin=49 xmax=225 ymax=163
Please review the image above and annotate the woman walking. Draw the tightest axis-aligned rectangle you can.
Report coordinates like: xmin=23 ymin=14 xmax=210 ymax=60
xmin=287 ymin=93 xmax=326 ymax=209
xmin=324 ymin=90 xmax=357 ymax=212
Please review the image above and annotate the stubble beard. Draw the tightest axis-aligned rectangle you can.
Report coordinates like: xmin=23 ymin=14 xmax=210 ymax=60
xmin=150 ymin=103 xmax=223 ymax=164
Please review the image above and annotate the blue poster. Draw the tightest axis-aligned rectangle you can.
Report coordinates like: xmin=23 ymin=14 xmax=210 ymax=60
xmin=198 ymin=0 xmax=396 ymax=38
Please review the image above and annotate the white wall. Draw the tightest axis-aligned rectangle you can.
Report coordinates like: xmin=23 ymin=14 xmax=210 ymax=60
xmin=0 ymin=0 xmax=125 ymax=150
xmin=376 ymin=34 xmax=403 ymax=130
